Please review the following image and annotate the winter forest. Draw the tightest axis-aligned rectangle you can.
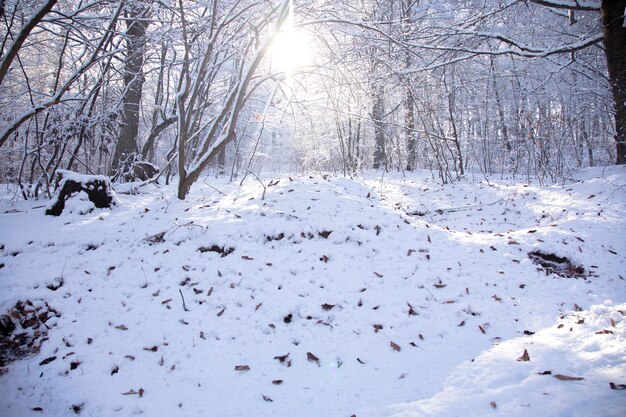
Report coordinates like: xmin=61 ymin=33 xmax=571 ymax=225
xmin=1 ymin=1 xmax=626 ymax=417
xmin=0 ymin=0 xmax=624 ymax=195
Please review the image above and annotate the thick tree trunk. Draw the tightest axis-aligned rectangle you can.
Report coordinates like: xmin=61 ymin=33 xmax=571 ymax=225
xmin=602 ymin=0 xmax=626 ymax=164
xmin=111 ymin=4 xmax=150 ymax=175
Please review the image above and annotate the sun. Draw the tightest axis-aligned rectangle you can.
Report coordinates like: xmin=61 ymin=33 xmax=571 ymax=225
xmin=270 ymin=27 xmax=313 ymax=74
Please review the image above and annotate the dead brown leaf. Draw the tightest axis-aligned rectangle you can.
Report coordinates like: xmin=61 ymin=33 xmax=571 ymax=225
xmin=235 ymin=365 xmax=250 ymax=371
xmin=307 ymin=352 xmax=320 ymax=364
xmin=39 ymin=356 xmax=56 ymax=366
xmin=554 ymin=374 xmax=584 ymax=381
xmin=517 ymin=349 xmax=530 ymax=362
xmin=274 ymin=353 xmax=290 ymax=363
xmin=390 ymin=341 xmax=401 ymax=352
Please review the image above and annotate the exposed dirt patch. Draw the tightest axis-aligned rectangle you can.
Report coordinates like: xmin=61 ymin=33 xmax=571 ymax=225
xmin=528 ymin=251 xmax=586 ymax=278
xmin=198 ymin=245 xmax=235 ymax=257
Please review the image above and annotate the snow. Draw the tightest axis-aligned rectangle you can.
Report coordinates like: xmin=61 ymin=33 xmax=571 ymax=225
xmin=1 ymin=167 xmax=625 ymax=417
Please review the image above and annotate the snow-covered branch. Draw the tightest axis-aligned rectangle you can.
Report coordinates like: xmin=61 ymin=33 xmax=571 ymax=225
xmin=529 ymin=0 xmax=601 ymax=12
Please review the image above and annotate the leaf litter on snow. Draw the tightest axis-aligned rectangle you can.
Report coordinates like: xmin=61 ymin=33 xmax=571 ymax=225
xmin=0 ymin=168 xmax=624 ymax=417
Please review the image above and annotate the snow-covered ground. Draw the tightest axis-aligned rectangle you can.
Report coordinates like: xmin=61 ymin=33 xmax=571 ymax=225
xmin=0 ymin=167 xmax=624 ymax=417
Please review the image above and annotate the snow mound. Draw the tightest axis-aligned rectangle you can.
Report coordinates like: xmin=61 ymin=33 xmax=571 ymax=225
xmin=383 ymin=302 xmax=626 ymax=417
xmin=0 ymin=170 xmax=624 ymax=417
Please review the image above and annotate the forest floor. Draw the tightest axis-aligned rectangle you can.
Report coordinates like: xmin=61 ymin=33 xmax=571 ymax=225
xmin=0 ymin=167 xmax=625 ymax=417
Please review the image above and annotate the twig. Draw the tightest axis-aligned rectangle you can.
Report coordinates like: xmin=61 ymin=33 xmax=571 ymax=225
xmin=245 ymin=168 xmax=267 ymax=200
xmin=407 ymin=199 xmax=504 ymax=216
xmin=203 ymin=178 xmax=227 ymax=196
xmin=179 ymin=289 xmax=188 ymax=312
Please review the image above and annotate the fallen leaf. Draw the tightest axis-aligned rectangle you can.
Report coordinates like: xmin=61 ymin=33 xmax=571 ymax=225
xmin=390 ymin=341 xmax=401 ymax=352
xmin=138 ymin=388 xmax=144 ymax=398
xmin=318 ymin=230 xmax=332 ymax=239
xmin=115 ymin=324 xmax=128 ymax=331
xmin=490 ymin=401 xmax=497 ymax=409
xmin=538 ymin=370 xmax=552 ymax=375
xmin=609 ymin=382 xmax=626 ymax=390
xmin=241 ymin=255 xmax=254 ymax=260
xmin=307 ymin=352 xmax=320 ymax=364
xmin=262 ymin=394 xmax=273 ymax=402
xmin=272 ymin=380 xmax=283 ymax=385
xmin=235 ymin=365 xmax=250 ymax=371
xmin=321 ymin=303 xmax=335 ymax=311
xmin=373 ymin=324 xmax=383 ymax=333
xmin=517 ymin=349 xmax=530 ymax=362
xmin=274 ymin=353 xmax=290 ymax=363
xmin=255 ymin=303 xmax=263 ymax=311
xmin=595 ymin=329 xmax=614 ymax=334
xmin=554 ymin=374 xmax=584 ymax=381
xmin=39 ymin=356 xmax=56 ymax=366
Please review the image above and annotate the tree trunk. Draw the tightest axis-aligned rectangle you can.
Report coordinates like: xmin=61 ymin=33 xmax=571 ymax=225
xmin=372 ymin=83 xmax=386 ymax=169
xmin=111 ymin=3 xmax=150 ymax=175
xmin=602 ymin=0 xmax=626 ymax=164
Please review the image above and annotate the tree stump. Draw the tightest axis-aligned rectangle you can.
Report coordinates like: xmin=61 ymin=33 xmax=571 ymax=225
xmin=45 ymin=170 xmax=117 ymax=216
